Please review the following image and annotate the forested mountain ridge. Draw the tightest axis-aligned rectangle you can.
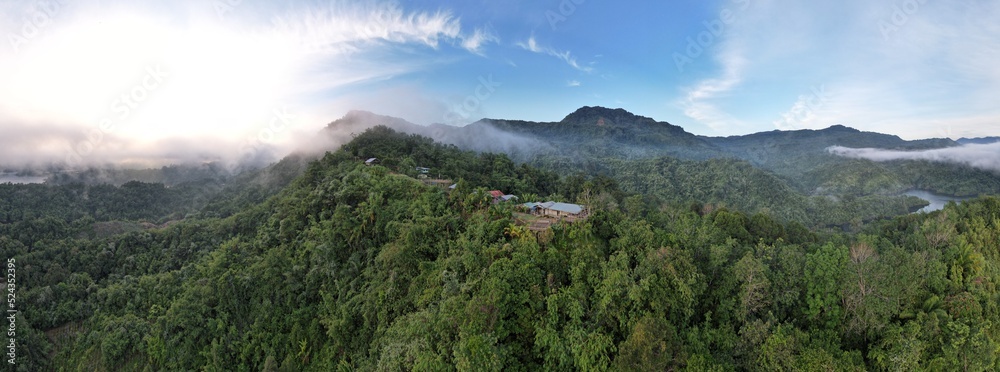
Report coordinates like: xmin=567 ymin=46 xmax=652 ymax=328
xmin=324 ymin=110 xmax=550 ymax=158
xmin=477 ymin=106 xmax=719 ymax=160
xmin=12 ymin=107 xmax=991 ymax=202
xmin=325 ymin=107 xmax=997 ymax=199
xmin=706 ymin=124 xmax=957 ymax=152
xmin=958 ymin=137 xmax=1000 ymax=145
xmin=474 ymin=106 xmax=958 ymax=161
xmin=317 ymin=108 xmax=1000 ymax=228
xmin=6 ymin=127 xmax=999 ymax=370
xmin=702 ymin=124 xmax=957 ymax=175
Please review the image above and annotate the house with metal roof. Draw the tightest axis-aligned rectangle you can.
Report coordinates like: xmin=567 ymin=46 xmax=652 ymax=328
xmin=487 ymin=190 xmax=504 ymax=203
xmin=522 ymin=201 xmax=586 ymax=218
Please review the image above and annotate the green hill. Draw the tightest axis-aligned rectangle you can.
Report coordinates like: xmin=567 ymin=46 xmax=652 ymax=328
xmin=7 ymin=127 xmax=999 ymax=370
xmin=331 ymin=107 xmax=998 ymax=201
xmin=481 ymin=106 xmax=720 ymax=160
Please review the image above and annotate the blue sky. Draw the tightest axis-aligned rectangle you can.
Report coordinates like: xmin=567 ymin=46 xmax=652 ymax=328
xmin=1 ymin=0 xmax=998 ymax=165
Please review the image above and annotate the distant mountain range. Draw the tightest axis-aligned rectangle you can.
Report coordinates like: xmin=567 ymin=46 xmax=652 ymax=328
xmin=327 ymin=106 xmax=959 ymax=160
xmin=322 ymin=106 xmax=1000 ymax=200
xmin=957 ymin=137 xmax=1000 ymax=145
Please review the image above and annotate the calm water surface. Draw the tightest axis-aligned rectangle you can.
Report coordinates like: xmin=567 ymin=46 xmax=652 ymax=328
xmin=904 ymin=190 xmax=971 ymax=213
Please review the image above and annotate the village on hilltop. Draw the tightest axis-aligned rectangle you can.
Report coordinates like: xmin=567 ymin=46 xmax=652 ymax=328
xmin=365 ymin=157 xmax=588 ymax=231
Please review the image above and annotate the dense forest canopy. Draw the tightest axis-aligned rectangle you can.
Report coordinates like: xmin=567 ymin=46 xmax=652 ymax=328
xmin=3 ymin=126 xmax=999 ymax=370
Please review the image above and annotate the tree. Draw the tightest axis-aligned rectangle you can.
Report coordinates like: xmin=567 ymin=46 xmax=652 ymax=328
xmin=805 ymin=243 xmax=847 ymax=330
xmin=841 ymin=241 xmax=896 ymax=343
xmin=869 ymin=322 xmax=924 ymax=372
xmin=733 ymin=251 xmax=771 ymax=322
xmin=613 ymin=315 xmax=679 ymax=371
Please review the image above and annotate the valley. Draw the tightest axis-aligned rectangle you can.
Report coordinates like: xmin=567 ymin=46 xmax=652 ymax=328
xmin=3 ymin=108 xmax=999 ymax=371
xmin=5 ymin=0 xmax=999 ymax=369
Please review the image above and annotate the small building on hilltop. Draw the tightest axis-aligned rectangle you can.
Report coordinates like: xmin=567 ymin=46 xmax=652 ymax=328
xmin=486 ymin=190 xmax=522 ymax=203
xmin=540 ymin=202 xmax=585 ymax=218
xmin=488 ymin=190 xmax=504 ymax=203
xmin=523 ymin=201 xmax=587 ymax=218
xmin=522 ymin=202 xmax=540 ymax=215
xmin=365 ymin=158 xmax=379 ymax=166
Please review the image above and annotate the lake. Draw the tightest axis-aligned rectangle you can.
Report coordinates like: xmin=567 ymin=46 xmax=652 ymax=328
xmin=903 ymin=190 xmax=971 ymax=213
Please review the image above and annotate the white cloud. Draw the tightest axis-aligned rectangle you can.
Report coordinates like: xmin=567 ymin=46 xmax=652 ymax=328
xmin=773 ymin=85 xmax=831 ymax=131
xmin=461 ymin=27 xmax=499 ymax=54
xmin=828 ymin=143 xmax=1000 ymax=172
xmin=680 ymin=49 xmax=746 ymax=132
xmin=567 ymin=80 xmax=581 ymax=87
xmin=678 ymin=0 xmax=1000 ymax=139
xmin=0 ymin=0 xmax=493 ymax=167
xmin=271 ymin=1 xmax=465 ymax=55
xmin=516 ymin=36 xmax=592 ymax=72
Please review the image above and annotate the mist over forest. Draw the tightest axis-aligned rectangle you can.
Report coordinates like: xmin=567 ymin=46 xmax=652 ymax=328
xmin=4 ymin=106 xmax=1000 ymax=370
xmin=4 ymin=0 xmax=1000 ymax=370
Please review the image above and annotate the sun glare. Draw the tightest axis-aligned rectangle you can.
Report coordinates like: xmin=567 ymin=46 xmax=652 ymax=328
xmin=3 ymin=10 xmax=303 ymax=146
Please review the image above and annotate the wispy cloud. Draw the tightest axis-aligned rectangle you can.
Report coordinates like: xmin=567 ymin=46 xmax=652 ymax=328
xmin=271 ymin=2 xmax=463 ymax=53
xmin=677 ymin=0 xmax=1000 ymax=139
xmin=828 ymin=143 xmax=1000 ymax=172
xmin=567 ymin=80 xmax=581 ymax=87
xmin=773 ymin=85 xmax=831 ymax=131
xmin=516 ymin=36 xmax=592 ymax=72
xmin=680 ymin=49 xmax=746 ymax=132
xmin=461 ymin=27 xmax=499 ymax=54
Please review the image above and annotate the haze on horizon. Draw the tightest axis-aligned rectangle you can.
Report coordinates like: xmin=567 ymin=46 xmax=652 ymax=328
xmin=1 ymin=0 xmax=999 ymax=168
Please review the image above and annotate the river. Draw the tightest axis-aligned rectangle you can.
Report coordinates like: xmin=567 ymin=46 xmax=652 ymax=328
xmin=903 ymin=190 xmax=971 ymax=213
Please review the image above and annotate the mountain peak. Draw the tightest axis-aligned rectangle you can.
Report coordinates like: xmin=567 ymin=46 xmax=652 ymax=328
xmin=823 ymin=124 xmax=861 ymax=132
xmin=344 ymin=109 xmax=377 ymax=117
xmin=329 ymin=110 xmax=408 ymax=127
xmin=561 ymin=106 xmax=658 ymax=126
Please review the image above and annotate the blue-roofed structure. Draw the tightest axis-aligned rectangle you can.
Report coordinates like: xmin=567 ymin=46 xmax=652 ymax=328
xmin=546 ymin=202 xmax=584 ymax=215
xmin=522 ymin=201 xmax=586 ymax=218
